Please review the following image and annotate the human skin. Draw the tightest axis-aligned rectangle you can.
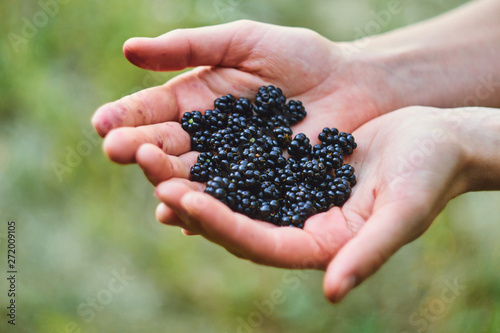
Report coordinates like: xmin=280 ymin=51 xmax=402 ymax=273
xmin=152 ymin=106 xmax=500 ymax=302
xmin=92 ymin=0 xmax=500 ymax=302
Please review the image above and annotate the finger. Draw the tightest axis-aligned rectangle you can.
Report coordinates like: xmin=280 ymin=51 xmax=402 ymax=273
xmin=92 ymin=66 xmax=260 ymax=136
xmin=123 ymin=20 xmax=261 ymax=71
xmin=102 ymin=122 xmax=190 ymax=164
xmin=166 ymin=185 xmax=333 ymax=268
xmin=155 ymin=203 xmax=183 ymax=226
xmin=181 ymin=229 xmax=199 ymax=236
xmin=155 ymin=202 xmax=200 ymax=235
xmin=136 ymin=144 xmax=198 ymax=185
xmin=92 ymin=85 xmax=179 ymax=137
xmin=323 ymin=202 xmax=430 ymax=303
xmin=92 ymin=21 xmax=268 ymax=137
xmin=155 ymin=179 xmax=207 ymax=234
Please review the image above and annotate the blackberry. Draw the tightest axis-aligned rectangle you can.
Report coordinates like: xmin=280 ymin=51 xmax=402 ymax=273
xmin=267 ymin=115 xmax=290 ymax=130
xmin=233 ymin=97 xmax=254 ymax=118
xmin=190 ymin=129 xmax=211 ymax=152
xmin=190 ymin=152 xmax=216 ymax=182
xmin=318 ymin=127 xmax=339 ymax=142
xmin=260 ymin=181 xmax=280 ymax=200
xmin=178 ymin=86 xmax=357 ymax=229
xmin=285 ymin=184 xmax=312 ymax=205
xmin=318 ymin=128 xmax=357 ymax=155
xmin=209 ymin=128 xmax=237 ymax=150
xmin=226 ymin=114 xmax=249 ymax=133
xmin=181 ymin=111 xmax=204 ymax=134
xmin=248 ymin=115 xmax=269 ymax=130
xmin=273 ymin=126 xmax=293 ymax=149
xmin=288 ymin=133 xmax=311 ymax=158
xmin=233 ymin=190 xmax=259 ymax=218
xmin=214 ymin=94 xmax=236 ymax=114
xmin=205 ymin=176 xmax=230 ymax=203
xmin=311 ymin=143 xmax=344 ymax=170
xmin=336 ymin=164 xmax=356 ymax=186
xmin=230 ymin=160 xmax=261 ymax=190
xmin=298 ymin=158 xmax=327 ymax=184
xmin=254 ymin=85 xmax=286 ymax=116
xmin=329 ymin=177 xmax=352 ymax=206
xmin=204 ymin=109 xmax=228 ymax=133
xmin=284 ymin=100 xmax=307 ymax=125
xmin=237 ymin=125 xmax=260 ymax=146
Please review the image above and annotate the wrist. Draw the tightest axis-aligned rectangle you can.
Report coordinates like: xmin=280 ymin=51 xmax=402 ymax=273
xmin=338 ymin=0 xmax=500 ymax=113
xmin=337 ymin=39 xmax=439 ymax=115
xmin=454 ymin=108 xmax=500 ymax=192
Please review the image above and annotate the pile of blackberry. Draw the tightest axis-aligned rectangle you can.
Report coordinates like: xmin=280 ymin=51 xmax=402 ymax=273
xmin=181 ymin=86 xmax=357 ymax=228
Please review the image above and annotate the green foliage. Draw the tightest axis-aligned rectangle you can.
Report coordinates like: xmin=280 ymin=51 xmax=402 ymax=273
xmin=1 ymin=0 xmax=497 ymax=332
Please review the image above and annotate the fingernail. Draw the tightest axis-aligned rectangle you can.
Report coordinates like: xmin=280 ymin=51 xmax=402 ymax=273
xmin=181 ymin=228 xmax=196 ymax=236
xmin=155 ymin=182 xmax=170 ymax=198
xmin=333 ymin=276 xmax=356 ymax=303
xmin=155 ymin=203 xmax=168 ymax=222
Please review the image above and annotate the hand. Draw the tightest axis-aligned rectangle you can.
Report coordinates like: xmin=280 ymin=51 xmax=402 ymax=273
xmin=92 ymin=20 xmax=398 ymax=166
xmin=153 ymin=106 xmax=472 ymax=302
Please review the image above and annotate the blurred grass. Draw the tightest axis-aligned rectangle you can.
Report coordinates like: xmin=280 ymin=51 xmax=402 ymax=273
xmin=1 ymin=0 xmax=498 ymax=332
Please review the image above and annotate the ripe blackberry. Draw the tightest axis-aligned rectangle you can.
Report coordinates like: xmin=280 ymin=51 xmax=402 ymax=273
xmin=311 ymin=143 xmax=344 ymax=170
xmin=226 ymin=114 xmax=249 ymax=133
xmin=318 ymin=128 xmax=357 ymax=155
xmin=273 ymin=126 xmax=293 ymax=149
xmin=298 ymin=158 xmax=327 ymax=184
xmin=178 ymin=86 xmax=357 ymax=229
xmin=233 ymin=97 xmax=254 ymax=118
xmin=214 ymin=94 xmax=236 ymax=114
xmin=318 ymin=127 xmax=339 ymax=142
xmin=284 ymin=100 xmax=307 ymax=125
xmin=190 ymin=152 xmax=216 ymax=182
xmin=288 ymin=133 xmax=311 ymax=158
xmin=190 ymin=129 xmax=211 ymax=152
xmin=204 ymin=109 xmax=228 ymax=133
xmin=248 ymin=115 xmax=268 ymax=129
xmin=230 ymin=160 xmax=261 ymax=190
xmin=329 ymin=177 xmax=352 ymax=206
xmin=205 ymin=176 xmax=230 ymax=203
xmin=336 ymin=164 xmax=356 ymax=186
xmin=260 ymin=181 xmax=280 ymax=200
xmin=209 ymin=128 xmax=237 ymax=150
xmin=233 ymin=190 xmax=259 ymax=218
xmin=254 ymin=85 xmax=286 ymax=116
xmin=181 ymin=111 xmax=204 ymax=134
xmin=267 ymin=115 xmax=290 ymax=130
xmin=285 ymin=184 xmax=312 ymax=205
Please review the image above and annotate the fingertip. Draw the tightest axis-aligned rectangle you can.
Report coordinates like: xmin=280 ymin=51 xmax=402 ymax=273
xmin=323 ymin=271 xmax=357 ymax=304
xmin=155 ymin=179 xmax=189 ymax=201
xmin=123 ymin=37 xmax=150 ymax=67
xmin=136 ymin=143 xmax=162 ymax=165
xmin=155 ymin=182 xmax=169 ymax=199
xmin=181 ymin=228 xmax=199 ymax=236
xmin=103 ymin=128 xmax=137 ymax=164
xmin=92 ymin=106 xmax=115 ymax=137
xmin=155 ymin=202 xmax=170 ymax=224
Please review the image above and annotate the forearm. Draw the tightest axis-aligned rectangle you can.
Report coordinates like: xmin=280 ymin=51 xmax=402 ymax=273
xmin=350 ymin=0 xmax=500 ymax=112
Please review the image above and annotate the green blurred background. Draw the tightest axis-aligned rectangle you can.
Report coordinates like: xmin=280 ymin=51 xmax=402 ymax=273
xmin=1 ymin=0 xmax=499 ymax=332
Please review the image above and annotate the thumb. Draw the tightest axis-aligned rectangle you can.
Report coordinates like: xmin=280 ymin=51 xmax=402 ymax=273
xmin=323 ymin=202 xmax=431 ymax=303
xmin=122 ymin=20 xmax=262 ymax=71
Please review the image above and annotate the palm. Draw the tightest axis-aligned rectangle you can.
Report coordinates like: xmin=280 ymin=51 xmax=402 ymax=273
xmin=92 ymin=22 xmax=464 ymax=302
xmin=92 ymin=20 xmax=383 ymax=164
xmin=154 ymin=107 xmax=465 ymax=301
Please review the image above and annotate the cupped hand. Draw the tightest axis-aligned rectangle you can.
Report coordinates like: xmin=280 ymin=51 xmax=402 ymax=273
xmin=92 ymin=20 xmax=390 ymax=165
xmin=151 ymin=106 xmax=470 ymax=303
